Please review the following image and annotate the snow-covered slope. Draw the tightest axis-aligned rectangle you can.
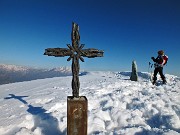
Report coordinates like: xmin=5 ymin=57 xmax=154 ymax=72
xmin=0 ymin=64 xmax=71 ymax=85
xmin=0 ymin=71 xmax=180 ymax=135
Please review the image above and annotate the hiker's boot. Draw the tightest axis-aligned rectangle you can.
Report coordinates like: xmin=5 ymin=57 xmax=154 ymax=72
xmin=163 ymin=80 xmax=167 ymax=84
xmin=152 ymin=80 xmax=156 ymax=85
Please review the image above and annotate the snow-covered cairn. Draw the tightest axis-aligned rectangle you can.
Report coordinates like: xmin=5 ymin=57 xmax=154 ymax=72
xmin=130 ymin=60 xmax=138 ymax=81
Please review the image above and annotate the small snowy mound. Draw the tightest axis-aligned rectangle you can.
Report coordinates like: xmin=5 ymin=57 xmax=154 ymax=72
xmin=0 ymin=71 xmax=179 ymax=135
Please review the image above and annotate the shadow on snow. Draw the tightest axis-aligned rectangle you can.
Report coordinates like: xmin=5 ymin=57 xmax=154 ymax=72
xmin=4 ymin=94 xmax=66 ymax=135
xmin=135 ymin=113 xmax=180 ymax=134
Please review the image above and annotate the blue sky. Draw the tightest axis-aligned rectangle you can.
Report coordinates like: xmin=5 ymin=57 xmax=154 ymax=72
xmin=0 ymin=0 xmax=180 ymax=76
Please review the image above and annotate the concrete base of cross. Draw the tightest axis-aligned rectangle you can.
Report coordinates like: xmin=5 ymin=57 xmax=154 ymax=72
xmin=67 ymin=96 xmax=88 ymax=135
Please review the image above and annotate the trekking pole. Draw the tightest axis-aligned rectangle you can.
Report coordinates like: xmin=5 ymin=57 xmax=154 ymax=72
xmin=148 ymin=62 xmax=154 ymax=82
xmin=148 ymin=62 xmax=151 ymax=81
xmin=150 ymin=63 xmax=154 ymax=82
xmin=150 ymin=67 xmax=152 ymax=82
xmin=148 ymin=62 xmax=151 ymax=73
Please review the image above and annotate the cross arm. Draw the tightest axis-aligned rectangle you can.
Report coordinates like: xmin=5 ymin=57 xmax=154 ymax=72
xmin=44 ymin=48 xmax=72 ymax=57
xmin=81 ymin=48 xmax=104 ymax=58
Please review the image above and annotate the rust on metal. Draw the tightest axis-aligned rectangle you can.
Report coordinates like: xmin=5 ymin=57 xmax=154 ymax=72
xmin=67 ymin=96 xmax=88 ymax=135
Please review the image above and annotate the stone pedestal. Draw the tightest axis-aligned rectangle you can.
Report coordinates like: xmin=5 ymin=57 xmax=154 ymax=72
xmin=67 ymin=96 xmax=88 ymax=135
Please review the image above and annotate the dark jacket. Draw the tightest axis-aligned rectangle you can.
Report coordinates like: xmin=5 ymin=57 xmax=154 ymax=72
xmin=151 ymin=55 xmax=164 ymax=68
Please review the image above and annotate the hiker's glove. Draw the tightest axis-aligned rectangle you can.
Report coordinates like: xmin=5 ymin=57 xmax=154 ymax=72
xmin=151 ymin=57 xmax=155 ymax=60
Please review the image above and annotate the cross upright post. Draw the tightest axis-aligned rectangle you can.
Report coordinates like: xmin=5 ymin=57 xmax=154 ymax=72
xmin=44 ymin=22 xmax=104 ymax=135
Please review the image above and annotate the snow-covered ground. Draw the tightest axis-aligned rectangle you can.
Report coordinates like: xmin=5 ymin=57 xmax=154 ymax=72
xmin=0 ymin=71 xmax=180 ymax=135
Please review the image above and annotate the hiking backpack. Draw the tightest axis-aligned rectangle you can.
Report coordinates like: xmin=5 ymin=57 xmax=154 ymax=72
xmin=162 ymin=55 xmax=168 ymax=65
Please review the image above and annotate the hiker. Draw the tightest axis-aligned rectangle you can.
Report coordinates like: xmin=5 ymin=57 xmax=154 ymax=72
xmin=151 ymin=50 xmax=168 ymax=85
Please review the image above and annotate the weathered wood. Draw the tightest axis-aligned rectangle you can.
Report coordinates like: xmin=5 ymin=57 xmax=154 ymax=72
xmin=44 ymin=48 xmax=103 ymax=58
xmin=67 ymin=96 xmax=87 ymax=135
xmin=44 ymin=22 xmax=104 ymax=135
xmin=44 ymin=22 xmax=104 ymax=97
xmin=44 ymin=48 xmax=71 ymax=57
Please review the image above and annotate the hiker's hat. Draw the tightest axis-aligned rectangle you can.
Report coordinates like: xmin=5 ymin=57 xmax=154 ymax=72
xmin=158 ymin=50 xmax=164 ymax=55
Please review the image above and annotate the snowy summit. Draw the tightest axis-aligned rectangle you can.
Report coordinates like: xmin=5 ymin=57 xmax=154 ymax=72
xmin=0 ymin=71 xmax=180 ymax=135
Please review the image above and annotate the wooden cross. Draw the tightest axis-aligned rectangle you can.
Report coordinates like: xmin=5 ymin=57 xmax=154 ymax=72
xmin=44 ymin=22 xmax=104 ymax=98
xmin=44 ymin=22 xmax=103 ymax=135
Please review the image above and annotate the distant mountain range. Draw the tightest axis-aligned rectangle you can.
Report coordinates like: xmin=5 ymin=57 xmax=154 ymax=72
xmin=0 ymin=64 xmax=72 ymax=85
